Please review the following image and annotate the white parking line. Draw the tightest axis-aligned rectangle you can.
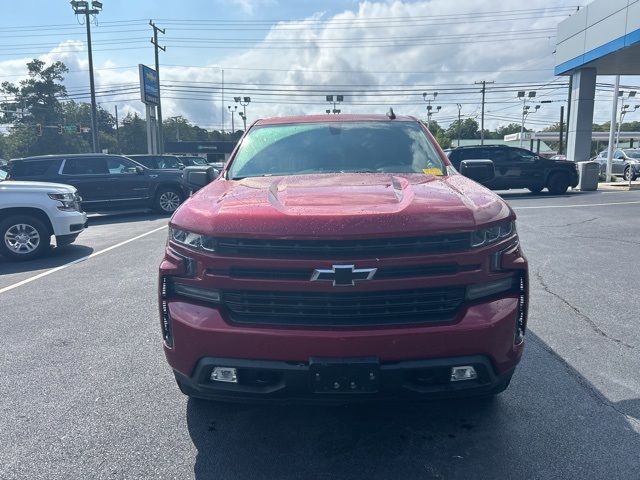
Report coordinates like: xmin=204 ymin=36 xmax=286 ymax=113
xmin=514 ymin=200 xmax=640 ymax=210
xmin=0 ymin=224 xmax=167 ymax=295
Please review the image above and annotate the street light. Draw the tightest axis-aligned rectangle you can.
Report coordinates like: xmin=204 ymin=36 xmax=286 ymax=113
xmin=616 ymin=99 xmax=640 ymax=148
xmin=234 ymin=96 xmax=250 ymax=131
xmin=517 ymin=91 xmax=537 ymax=147
xmin=422 ymin=92 xmax=439 ymax=131
xmin=227 ymin=105 xmax=238 ymax=133
xmin=70 ymin=0 xmax=101 ymax=152
xmin=326 ymin=95 xmax=343 ymax=114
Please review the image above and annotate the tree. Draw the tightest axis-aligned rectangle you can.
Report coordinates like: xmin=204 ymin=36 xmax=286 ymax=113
xmin=496 ymin=123 xmax=524 ymax=138
xmin=445 ymin=118 xmax=479 ymax=140
xmin=0 ymin=59 xmax=91 ymax=158
xmin=118 ymin=113 xmax=147 ymax=154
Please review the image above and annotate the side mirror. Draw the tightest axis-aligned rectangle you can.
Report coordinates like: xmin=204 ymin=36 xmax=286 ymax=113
xmin=182 ymin=165 xmax=219 ymax=192
xmin=135 ymin=166 xmax=144 ymax=174
xmin=458 ymin=159 xmax=495 ymax=183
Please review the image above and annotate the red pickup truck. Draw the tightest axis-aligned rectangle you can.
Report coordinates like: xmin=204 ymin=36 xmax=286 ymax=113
xmin=159 ymin=114 xmax=528 ymax=403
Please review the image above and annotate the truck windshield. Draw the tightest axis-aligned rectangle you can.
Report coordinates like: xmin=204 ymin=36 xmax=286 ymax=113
xmin=228 ymin=121 xmax=446 ymax=179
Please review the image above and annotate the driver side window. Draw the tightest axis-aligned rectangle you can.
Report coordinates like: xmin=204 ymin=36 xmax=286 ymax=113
xmin=106 ymin=157 xmax=136 ymax=174
xmin=613 ymin=150 xmax=623 ymax=159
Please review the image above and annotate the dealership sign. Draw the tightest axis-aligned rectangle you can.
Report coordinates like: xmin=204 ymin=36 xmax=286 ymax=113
xmin=139 ymin=64 xmax=159 ymax=106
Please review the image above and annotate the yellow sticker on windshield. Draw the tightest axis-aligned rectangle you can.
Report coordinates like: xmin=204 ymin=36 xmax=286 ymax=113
xmin=422 ymin=168 xmax=443 ymax=176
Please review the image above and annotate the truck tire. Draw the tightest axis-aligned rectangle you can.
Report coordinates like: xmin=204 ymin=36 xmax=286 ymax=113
xmin=527 ymin=186 xmax=544 ymax=194
xmin=547 ymin=172 xmax=570 ymax=195
xmin=154 ymin=187 xmax=183 ymax=214
xmin=0 ymin=215 xmax=50 ymax=261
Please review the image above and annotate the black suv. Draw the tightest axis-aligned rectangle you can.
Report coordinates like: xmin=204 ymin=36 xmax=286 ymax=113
xmin=7 ymin=154 xmax=188 ymax=213
xmin=445 ymin=145 xmax=579 ymax=195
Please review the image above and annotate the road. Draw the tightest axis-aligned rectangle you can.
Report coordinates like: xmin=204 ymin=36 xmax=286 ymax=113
xmin=1 ymin=190 xmax=639 ymax=480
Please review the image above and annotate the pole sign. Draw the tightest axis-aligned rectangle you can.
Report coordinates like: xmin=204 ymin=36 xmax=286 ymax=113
xmin=139 ymin=64 xmax=159 ymax=106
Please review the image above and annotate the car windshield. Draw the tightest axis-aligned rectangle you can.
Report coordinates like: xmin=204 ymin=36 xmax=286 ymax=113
xmin=187 ymin=157 xmax=207 ymax=165
xmin=228 ymin=121 xmax=446 ymax=179
xmin=624 ymin=150 xmax=640 ymax=159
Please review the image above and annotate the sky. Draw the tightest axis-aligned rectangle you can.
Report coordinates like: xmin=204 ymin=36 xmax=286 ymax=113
xmin=1 ymin=0 xmax=637 ymax=134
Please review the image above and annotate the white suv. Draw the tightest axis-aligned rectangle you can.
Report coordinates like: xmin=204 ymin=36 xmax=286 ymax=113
xmin=0 ymin=170 xmax=87 ymax=261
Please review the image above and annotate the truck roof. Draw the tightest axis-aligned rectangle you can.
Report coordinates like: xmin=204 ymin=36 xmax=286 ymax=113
xmin=255 ymin=114 xmax=418 ymax=126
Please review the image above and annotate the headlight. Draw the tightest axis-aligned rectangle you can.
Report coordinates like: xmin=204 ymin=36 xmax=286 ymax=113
xmin=471 ymin=221 xmax=516 ymax=248
xmin=169 ymin=227 xmax=216 ymax=252
xmin=48 ymin=192 xmax=78 ymax=211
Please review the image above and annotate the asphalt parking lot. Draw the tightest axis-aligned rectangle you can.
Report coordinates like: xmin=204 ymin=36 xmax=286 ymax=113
xmin=1 ymin=190 xmax=639 ymax=480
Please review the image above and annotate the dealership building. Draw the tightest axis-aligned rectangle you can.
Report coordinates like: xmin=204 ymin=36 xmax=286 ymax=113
xmin=555 ymin=0 xmax=640 ymax=162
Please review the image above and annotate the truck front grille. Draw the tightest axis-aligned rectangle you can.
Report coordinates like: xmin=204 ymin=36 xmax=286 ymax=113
xmin=223 ymin=287 xmax=465 ymax=326
xmin=215 ymin=234 xmax=471 ymax=257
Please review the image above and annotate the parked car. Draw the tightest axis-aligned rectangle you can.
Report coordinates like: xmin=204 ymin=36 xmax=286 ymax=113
xmin=0 ymin=168 xmax=87 ymax=260
xmin=7 ymin=154 xmax=188 ymax=214
xmin=160 ymin=114 xmax=528 ymax=403
xmin=594 ymin=148 xmax=640 ymax=181
xmin=127 ymin=154 xmax=185 ymax=170
xmin=445 ymin=145 xmax=579 ymax=194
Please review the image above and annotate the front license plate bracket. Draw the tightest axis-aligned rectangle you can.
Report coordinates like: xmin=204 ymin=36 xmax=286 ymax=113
xmin=309 ymin=357 xmax=380 ymax=393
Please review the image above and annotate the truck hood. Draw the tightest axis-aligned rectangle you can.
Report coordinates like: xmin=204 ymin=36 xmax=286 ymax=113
xmin=0 ymin=180 xmax=77 ymax=194
xmin=172 ymin=173 xmax=512 ymax=238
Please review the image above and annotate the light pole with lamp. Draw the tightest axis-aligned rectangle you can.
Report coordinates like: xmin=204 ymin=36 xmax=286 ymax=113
xmin=227 ymin=105 xmax=238 ymax=133
xmin=517 ymin=91 xmax=537 ymax=147
xmin=422 ymin=92 xmax=440 ymax=132
xmin=234 ymin=96 xmax=251 ymax=131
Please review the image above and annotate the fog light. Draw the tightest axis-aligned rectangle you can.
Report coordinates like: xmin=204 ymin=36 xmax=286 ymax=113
xmin=450 ymin=366 xmax=477 ymax=382
xmin=210 ymin=367 xmax=238 ymax=383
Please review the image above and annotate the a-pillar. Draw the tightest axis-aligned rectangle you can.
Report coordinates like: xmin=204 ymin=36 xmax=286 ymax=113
xmin=566 ymin=68 xmax=596 ymax=162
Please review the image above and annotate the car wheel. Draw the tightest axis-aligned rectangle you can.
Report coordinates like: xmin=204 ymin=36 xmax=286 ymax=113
xmin=623 ymin=166 xmax=637 ymax=182
xmin=547 ymin=172 xmax=570 ymax=195
xmin=154 ymin=187 xmax=183 ymax=214
xmin=0 ymin=215 xmax=50 ymax=261
xmin=527 ymin=186 xmax=544 ymax=194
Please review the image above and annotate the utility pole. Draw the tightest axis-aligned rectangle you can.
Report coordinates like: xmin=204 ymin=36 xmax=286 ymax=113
xmin=475 ymin=80 xmax=494 ymax=145
xmin=71 ymin=0 xmax=102 ymax=153
xmin=150 ymin=20 xmax=166 ymax=153
xmin=114 ymin=105 xmax=120 ymax=153
xmin=456 ymin=103 xmax=462 ymax=147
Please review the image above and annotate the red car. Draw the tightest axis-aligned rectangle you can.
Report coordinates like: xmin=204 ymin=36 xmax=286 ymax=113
xmin=159 ymin=113 xmax=528 ymax=403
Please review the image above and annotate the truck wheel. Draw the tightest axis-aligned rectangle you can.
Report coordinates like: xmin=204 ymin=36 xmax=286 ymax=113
xmin=154 ymin=187 xmax=183 ymax=214
xmin=527 ymin=186 xmax=544 ymax=194
xmin=623 ymin=166 xmax=637 ymax=182
xmin=547 ymin=172 xmax=570 ymax=195
xmin=0 ymin=215 xmax=50 ymax=261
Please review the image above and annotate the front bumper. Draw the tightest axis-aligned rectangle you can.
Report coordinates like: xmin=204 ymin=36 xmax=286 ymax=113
xmin=174 ymin=355 xmax=515 ymax=404
xmin=50 ymin=210 xmax=88 ymax=236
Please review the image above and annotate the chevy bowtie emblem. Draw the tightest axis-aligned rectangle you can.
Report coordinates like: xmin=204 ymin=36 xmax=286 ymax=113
xmin=310 ymin=265 xmax=377 ymax=286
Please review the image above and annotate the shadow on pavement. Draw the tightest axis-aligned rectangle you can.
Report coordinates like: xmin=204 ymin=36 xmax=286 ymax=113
xmin=0 ymin=244 xmax=94 ymax=274
xmin=496 ymin=189 xmax=597 ymax=201
xmin=185 ymin=332 xmax=639 ymax=480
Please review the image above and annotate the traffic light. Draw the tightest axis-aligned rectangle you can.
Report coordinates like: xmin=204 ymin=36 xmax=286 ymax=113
xmin=36 ymin=124 xmax=42 ymax=136
xmin=58 ymin=124 xmax=64 ymax=135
